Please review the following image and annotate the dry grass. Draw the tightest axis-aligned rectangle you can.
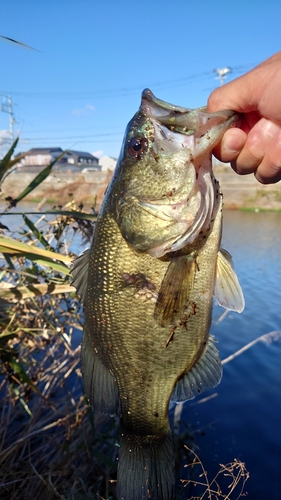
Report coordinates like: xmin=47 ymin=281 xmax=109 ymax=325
xmin=0 ymin=295 xmax=119 ymax=500
xmin=181 ymin=448 xmax=249 ymax=500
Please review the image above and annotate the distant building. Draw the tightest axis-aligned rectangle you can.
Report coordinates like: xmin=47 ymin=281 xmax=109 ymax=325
xmin=17 ymin=147 xmax=63 ymax=167
xmin=61 ymin=150 xmax=100 ymax=169
xmin=98 ymin=155 xmax=117 ymax=172
xmin=14 ymin=147 xmax=100 ymax=172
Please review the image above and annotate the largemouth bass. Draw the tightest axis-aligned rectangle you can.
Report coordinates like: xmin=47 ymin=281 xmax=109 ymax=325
xmin=72 ymin=89 xmax=244 ymax=500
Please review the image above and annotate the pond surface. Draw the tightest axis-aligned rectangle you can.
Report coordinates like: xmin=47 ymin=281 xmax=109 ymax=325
xmin=179 ymin=210 xmax=281 ymax=500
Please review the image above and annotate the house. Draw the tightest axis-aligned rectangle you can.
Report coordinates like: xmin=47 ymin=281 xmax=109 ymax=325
xmin=14 ymin=147 xmax=100 ymax=172
xmin=18 ymin=147 xmax=63 ymax=167
xmin=60 ymin=150 xmax=100 ymax=169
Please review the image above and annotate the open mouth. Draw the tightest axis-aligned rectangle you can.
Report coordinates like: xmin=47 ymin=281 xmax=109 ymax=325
xmin=141 ymin=88 xmax=239 ymax=154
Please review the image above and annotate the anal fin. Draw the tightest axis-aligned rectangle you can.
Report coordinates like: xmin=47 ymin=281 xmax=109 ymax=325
xmin=171 ymin=335 xmax=222 ymax=402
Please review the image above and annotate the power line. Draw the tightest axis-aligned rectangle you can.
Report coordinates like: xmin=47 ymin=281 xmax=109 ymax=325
xmin=0 ymin=64 xmax=253 ymax=100
xmin=22 ymin=125 xmax=122 ymax=134
xmin=20 ymin=132 xmax=123 ymax=142
xmin=20 ymin=139 xmax=122 ymax=146
xmin=1 ymin=73 xmax=213 ymax=98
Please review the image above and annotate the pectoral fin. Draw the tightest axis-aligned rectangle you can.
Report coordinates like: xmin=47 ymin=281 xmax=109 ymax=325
xmin=71 ymin=249 xmax=90 ymax=306
xmin=214 ymin=248 xmax=245 ymax=313
xmin=154 ymin=256 xmax=196 ymax=327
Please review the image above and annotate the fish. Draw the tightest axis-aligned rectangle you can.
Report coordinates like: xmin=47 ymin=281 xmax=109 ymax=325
xmin=71 ymin=89 xmax=245 ymax=500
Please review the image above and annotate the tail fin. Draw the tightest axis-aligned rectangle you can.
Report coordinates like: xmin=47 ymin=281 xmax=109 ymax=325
xmin=116 ymin=429 xmax=175 ymax=500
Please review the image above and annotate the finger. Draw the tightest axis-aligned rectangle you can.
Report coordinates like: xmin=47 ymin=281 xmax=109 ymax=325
xmin=207 ymin=72 xmax=263 ymax=114
xmin=212 ymin=128 xmax=247 ymax=163
xmin=255 ymin=128 xmax=281 ymax=184
xmin=231 ymin=119 xmax=281 ymax=175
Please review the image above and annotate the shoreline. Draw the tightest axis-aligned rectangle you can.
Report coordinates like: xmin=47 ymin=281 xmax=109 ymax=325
xmin=1 ymin=166 xmax=281 ymax=211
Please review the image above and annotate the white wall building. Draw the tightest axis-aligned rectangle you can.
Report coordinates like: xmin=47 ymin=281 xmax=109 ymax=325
xmin=98 ymin=155 xmax=117 ymax=172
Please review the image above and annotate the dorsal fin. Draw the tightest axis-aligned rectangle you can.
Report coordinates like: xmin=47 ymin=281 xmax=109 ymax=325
xmin=215 ymin=248 xmax=245 ymax=313
xmin=71 ymin=249 xmax=90 ymax=306
xmin=154 ymin=255 xmax=196 ymax=327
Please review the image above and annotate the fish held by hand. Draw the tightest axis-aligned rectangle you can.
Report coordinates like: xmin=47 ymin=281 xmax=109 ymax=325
xmin=72 ymin=89 xmax=244 ymax=500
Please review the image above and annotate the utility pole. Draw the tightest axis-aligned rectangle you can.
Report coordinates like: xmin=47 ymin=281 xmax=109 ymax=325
xmin=214 ymin=67 xmax=232 ymax=86
xmin=0 ymin=92 xmax=15 ymax=145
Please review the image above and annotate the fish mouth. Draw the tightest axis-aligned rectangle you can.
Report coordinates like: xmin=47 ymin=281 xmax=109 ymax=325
xmin=140 ymin=88 xmax=239 ymax=158
xmin=141 ymin=88 xmax=239 ymax=130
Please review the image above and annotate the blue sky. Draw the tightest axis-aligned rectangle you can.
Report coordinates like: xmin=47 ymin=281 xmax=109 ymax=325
xmin=0 ymin=0 xmax=280 ymax=159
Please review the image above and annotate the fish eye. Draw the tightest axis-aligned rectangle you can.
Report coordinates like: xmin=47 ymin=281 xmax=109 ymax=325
xmin=128 ymin=137 xmax=147 ymax=157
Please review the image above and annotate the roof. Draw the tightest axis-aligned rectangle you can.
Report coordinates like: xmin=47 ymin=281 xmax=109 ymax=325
xmin=65 ymin=150 xmax=98 ymax=160
xmin=18 ymin=147 xmax=98 ymax=162
xmin=26 ymin=148 xmax=63 ymax=154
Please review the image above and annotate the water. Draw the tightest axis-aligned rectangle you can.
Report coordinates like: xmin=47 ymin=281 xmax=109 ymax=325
xmin=0 ymin=201 xmax=85 ymax=255
xmin=180 ymin=210 xmax=281 ymax=500
xmin=1 ymin=205 xmax=281 ymax=498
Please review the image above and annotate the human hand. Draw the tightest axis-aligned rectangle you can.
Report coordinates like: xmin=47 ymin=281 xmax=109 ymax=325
xmin=207 ymin=52 xmax=281 ymax=184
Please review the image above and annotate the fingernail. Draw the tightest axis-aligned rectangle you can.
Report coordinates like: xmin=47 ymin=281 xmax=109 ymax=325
xmin=223 ymin=133 xmax=244 ymax=153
